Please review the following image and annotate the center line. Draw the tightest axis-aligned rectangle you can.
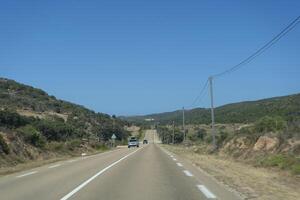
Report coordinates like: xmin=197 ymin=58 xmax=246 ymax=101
xmin=48 ymin=164 xmax=61 ymax=169
xmin=16 ymin=171 xmax=38 ymax=178
xmin=60 ymin=148 xmax=142 ymax=200
xmin=172 ymin=158 xmax=177 ymax=161
xmin=183 ymin=170 xmax=193 ymax=177
xmin=176 ymin=162 xmax=183 ymax=167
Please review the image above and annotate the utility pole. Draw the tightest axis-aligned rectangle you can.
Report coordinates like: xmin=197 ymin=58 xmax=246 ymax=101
xmin=182 ymin=107 xmax=185 ymax=142
xmin=172 ymin=121 xmax=175 ymax=144
xmin=209 ymin=76 xmax=217 ymax=150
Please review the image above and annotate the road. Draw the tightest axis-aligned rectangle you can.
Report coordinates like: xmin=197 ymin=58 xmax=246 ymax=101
xmin=0 ymin=130 xmax=241 ymax=200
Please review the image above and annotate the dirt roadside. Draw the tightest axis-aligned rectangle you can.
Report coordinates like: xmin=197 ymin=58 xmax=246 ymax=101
xmin=163 ymin=145 xmax=300 ymax=200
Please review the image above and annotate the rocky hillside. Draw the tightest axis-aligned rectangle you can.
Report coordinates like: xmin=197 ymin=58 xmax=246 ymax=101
xmin=0 ymin=78 xmax=130 ymax=169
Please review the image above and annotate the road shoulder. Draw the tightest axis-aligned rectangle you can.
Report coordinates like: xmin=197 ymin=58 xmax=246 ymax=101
xmin=162 ymin=144 xmax=300 ymax=200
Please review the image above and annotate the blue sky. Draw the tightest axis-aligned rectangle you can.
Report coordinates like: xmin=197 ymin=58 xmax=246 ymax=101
xmin=1 ymin=0 xmax=299 ymax=116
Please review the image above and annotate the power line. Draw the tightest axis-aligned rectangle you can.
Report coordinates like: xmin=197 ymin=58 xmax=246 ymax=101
xmin=189 ymin=78 xmax=209 ymax=108
xmin=187 ymin=16 xmax=299 ymax=110
xmin=213 ymin=16 xmax=300 ymax=78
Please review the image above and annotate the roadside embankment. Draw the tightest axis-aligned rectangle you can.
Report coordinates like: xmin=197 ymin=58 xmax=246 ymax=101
xmin=163 ymin=144 xmax=300 ymax=200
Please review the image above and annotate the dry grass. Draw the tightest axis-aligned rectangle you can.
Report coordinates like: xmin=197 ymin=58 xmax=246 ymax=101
xmin=163 ymin=145 xmax=300 ymax=200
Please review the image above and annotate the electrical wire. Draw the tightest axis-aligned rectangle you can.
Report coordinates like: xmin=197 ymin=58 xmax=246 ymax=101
xmin=213 ymin=16 xmax=300 ymax=78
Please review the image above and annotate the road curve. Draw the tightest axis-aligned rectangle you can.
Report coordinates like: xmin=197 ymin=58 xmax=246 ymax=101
xmin=0 ymin=130 xmax=241 ymax=200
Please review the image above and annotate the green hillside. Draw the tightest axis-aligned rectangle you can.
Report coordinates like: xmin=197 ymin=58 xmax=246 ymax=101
xmin=0 ymin=78 xmax=130 ymax=158
xmin=124 ymin=93 xmax=300 ymax=125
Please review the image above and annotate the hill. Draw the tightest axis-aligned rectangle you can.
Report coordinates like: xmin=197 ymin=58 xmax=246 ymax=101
xmin=123 ymin=93 xmax=300 ymax=125
xmin=0 ymin=77 xmax=130 ymax=169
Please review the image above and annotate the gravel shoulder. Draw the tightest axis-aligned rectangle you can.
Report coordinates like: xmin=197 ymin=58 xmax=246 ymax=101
xmin=163 ymin=145 xmax=300 ymax=200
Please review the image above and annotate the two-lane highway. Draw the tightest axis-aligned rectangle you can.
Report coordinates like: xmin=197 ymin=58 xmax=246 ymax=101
xmin=0 ymin=130 xmax=242 ymax=200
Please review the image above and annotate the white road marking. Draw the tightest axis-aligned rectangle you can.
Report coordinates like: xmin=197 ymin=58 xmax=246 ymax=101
xmin=176 ymin=162 xmax=183 ymax=167
xmin=172 ymin=158 xmax=177 ymax=161
xmin=48 ymin=164 xmax=61 ymax=169
xmin=67 ymin=159 xmax=77 ymax=163
xmin=60 ymin=148 xmax=142 ymax=200
xmin=170 ymin=155 xmax=174 ymax=158
xmin=183 ymin=170 xmax=193 ymax=177
xmin=16 ymin=171 xmax=38 ymax=178
xmin=197 ymin=185 xmax=217 ymax=199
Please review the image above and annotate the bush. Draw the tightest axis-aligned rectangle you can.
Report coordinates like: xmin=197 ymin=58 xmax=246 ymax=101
xmin=255 ymin=116 xmax=286 ymax=133
xmin=0 ymin=110 xmax=29 ymax=128
xmin=0 ymin=134 xmax=9 ymax=154
xmin=174 ymin=130 xmax=184 ymax=143
xmin=17 ymin=125 xmax=46 ymax=147
xmin=260 ymin=154 xmax=300 ymax=174
xmin=196 ymin=128 xmax=207 ymax=140
xmin=35 ymin=120 xmax=75 ymax=141
xmin=67 ymin=139 xmax=82 ymax=150
xmin=291 ymin=164 xmax=300 ymax=175
xmin=46 ymin=141 xmax=65 ymax=152
xmin=216 ymin=131 xmax=229 ymax=146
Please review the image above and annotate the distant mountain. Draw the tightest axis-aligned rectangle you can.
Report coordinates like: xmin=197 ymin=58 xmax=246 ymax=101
xmin=123 ymin=93 xmax=300 ymax=125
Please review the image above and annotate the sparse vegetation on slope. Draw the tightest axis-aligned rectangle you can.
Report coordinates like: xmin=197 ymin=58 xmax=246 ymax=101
xmin=0 ymin=78 xmax=130 ymax=169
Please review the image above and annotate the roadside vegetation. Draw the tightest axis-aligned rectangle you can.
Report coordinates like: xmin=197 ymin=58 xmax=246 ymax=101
xmin=157 ymin=115 xmax=300 ymax=175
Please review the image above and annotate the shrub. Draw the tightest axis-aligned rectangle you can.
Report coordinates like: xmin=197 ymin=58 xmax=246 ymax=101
xmin=46 ymin=141 xmax=65 ymax=152
xmin=260 ymin=154 xmax=300 ymax=174
xmin=291 ymin=164 xmax=300 ymax=175
xmin=196 ymin=128 xmax=206 ymax=141
xmin=0 ymin=110 xmax=29 ymax=128
xmin=34 ymin=120 xmax=75 ymax=141
xmin=17 ymin=125 xmax=46 ymax=147
xmin=255 ymin=116 xmax=286 ymax=133
xmin=0 ymin=134 xmax=9 ymax=154
xmin=216 ymin=131 xmax=229 ymax=146
xmin=67 ymin=139 xmax=82 ymax=150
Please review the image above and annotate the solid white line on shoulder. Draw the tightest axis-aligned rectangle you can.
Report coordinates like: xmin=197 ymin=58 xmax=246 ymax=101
xmin=16 ymin=171 xmax=38 ymax=178
xmin=197 ymin=185 xmax=217 ymax=199
xmin=48 ymin=164 xmax=61 ymax=169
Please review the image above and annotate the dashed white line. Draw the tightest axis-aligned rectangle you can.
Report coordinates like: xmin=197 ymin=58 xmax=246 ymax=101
xmin=60 ymin=148 xmax=142 ymax=200
xmin=176 ymin=162 xmax=183 ymax=167
xmin=172 ymin=158 xmax=177 ymax=161
xmin=183 ymin=170 xmax=193 ymax=177
xmin=197 ymin=185 xmax=217 ymax=199
xmin=170 ymin=155 xmax=174 ymax=158
xmin=48 ymin=164 xmax=61 ymax=169
xmin=16 ymin=171 xmax=38 ymax=178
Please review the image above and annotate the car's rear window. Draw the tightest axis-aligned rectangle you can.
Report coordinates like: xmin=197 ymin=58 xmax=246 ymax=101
xmin=130 ymin=139 xmax=137 ymax=142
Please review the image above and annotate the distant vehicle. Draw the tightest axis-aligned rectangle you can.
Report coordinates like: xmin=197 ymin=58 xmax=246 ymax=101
xmin=143 ymin=139 xmax=148 ymax=144
xmin=128 ymin=138 xmax=139 ymax=148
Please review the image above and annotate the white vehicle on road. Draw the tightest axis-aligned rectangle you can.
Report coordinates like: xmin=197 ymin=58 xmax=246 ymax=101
xmin=128 ymin=137 xmax=139 ymax=148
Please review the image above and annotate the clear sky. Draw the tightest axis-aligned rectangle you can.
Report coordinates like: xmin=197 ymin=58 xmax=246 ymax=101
xmin=1 ymin=0 xmax=299 ymax=116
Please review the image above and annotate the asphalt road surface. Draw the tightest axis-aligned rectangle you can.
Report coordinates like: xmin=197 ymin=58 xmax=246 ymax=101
xmin=0 ymin=130 xmax=242 ymax=200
